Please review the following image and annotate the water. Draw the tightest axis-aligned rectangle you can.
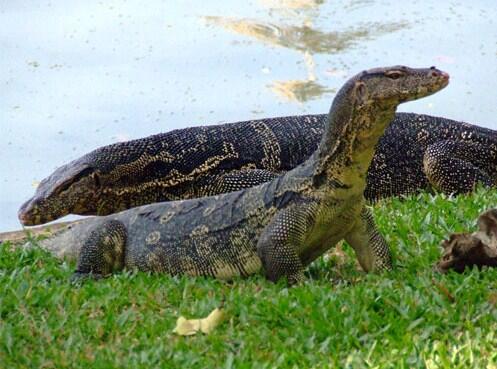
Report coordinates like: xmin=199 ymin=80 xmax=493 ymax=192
xmin=1 ymin=0 xmax=496 ymax=232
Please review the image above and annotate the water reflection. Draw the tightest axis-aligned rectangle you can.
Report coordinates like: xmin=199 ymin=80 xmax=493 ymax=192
xmin=204 ymin=9 xmax=407 ymax=102
xmin=259 ymin=0 xmax=324 ymax=10
xmin=269 ymin=50 xmax=333 ymax=102
xmin=204 ymin=15 xmax=408 ymax=55
xmin=270 ymin=79 xmax=333 ymax=102
xmin=260 ymin=0 xmax=374 ymax=11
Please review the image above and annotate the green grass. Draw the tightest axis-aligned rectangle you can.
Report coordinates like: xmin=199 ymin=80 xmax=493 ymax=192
xmin=2 ymin=189 xmax=497 ymax=368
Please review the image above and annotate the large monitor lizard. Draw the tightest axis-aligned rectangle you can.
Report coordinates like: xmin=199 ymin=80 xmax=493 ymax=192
xmin=35 ymin=66 xmax=449 ymax=283
xmin=19 ymin=109 xmax=494 ymax=227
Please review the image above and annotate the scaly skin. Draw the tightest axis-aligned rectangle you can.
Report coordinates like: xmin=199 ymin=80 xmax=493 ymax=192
xmin=18 ymin=111 xmax=496 ymax=226
xmin=39 ymin=66 xmax=449 ymax=283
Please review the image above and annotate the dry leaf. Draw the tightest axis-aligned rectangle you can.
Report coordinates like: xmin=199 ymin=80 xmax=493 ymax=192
xmin=173 ymin=316 xmax=200 ymax=336
xmin=173 ymin=307 xmax=225 ymax=336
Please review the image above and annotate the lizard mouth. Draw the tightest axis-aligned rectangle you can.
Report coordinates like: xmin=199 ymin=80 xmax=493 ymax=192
xmin=432 ymin=69 xmax=450 ymax=89
xmin=18 ymin=198 xmax=57 ymax=226
xmin=18 ymin=210 xmax=39 ymax=227
xmin=18 ymin=198 xmax=35 ymax=225
xmin=438 ymin=74 xmax=450 ymax=88
xmin=416 ymin=72 xmax=449 ymax=100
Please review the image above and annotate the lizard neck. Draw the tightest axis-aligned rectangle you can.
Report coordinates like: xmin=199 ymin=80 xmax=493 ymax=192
xmin=311 ymin=104 xmax=397 ymax=193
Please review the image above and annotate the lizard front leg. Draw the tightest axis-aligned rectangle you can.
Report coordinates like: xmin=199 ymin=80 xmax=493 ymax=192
xmin=257 ymin=203 xmax=316 ymax=285
xmin=423 ymin=140 xmax=494 ymax=194
xmin=344 ymin=206 xmax=393 ymax=272
xmin=73 ymin=220 xmax=127 ymax=279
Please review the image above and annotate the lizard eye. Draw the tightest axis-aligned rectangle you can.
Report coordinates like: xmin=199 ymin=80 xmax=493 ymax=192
xmin=385 ymin=71 xmax=404 ymax=80
xmin=53 ymin=167 xmax=95 ymax=196
xmin=91 ymin=172 xmax=101 ymax=187
xmin=355 ymin=82 xmax=367 ymax=100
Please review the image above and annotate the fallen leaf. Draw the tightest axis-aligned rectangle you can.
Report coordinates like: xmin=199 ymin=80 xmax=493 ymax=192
xmin=173 ymin=316 xmax=200 ymax=336
xmin=173 ymin=307 xmax=225 ymax=336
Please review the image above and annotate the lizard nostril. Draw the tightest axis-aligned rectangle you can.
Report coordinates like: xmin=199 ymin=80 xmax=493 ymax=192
xmin=429 ymin=69 xmax=450 ymax=80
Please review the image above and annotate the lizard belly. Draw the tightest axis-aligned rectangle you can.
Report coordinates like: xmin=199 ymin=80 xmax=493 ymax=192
xmin=123 ymin=216 xmax=267 ymax=279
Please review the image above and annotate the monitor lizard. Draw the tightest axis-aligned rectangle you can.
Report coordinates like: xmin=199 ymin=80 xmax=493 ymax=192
xmin=34 ymin=66 xmax=449 ymax=283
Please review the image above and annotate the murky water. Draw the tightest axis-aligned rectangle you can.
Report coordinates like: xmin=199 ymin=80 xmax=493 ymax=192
xmin=1 ymin=0 xmax=496 ymax=231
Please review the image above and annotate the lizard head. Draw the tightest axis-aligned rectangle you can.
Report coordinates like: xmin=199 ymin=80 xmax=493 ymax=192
xmin=330 ymin=65 xmax=449 ymax=125
xmin=18 ymin=157 xmax=103 ymax=226
xmin=327 ymin=66 xmax=449 ymax=141
xmin=18 ymin=137 xmax=175 ymax=226
xmin=317 ymin=66 xmax=449 ymax=181
xmin=354 ymin=65 xmax=449 ymax=108
xmin=355 ymin=65 xmax=449 ymax=139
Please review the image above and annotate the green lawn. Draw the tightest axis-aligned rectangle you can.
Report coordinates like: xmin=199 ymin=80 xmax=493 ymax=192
xmin=2 ymin=190 xmax=497 ymax=368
